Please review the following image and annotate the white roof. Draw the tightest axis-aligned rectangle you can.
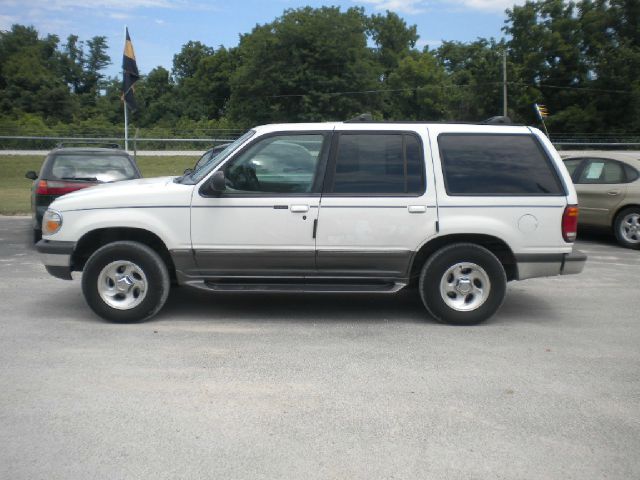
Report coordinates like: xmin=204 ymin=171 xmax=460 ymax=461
xmin=254 ymin=122 xmax=535 ymax=135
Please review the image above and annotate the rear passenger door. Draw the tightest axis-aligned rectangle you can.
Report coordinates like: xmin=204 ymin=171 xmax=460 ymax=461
xmin=315 ymin=130 xmax=438 ymax=279
xmin=573 ymin=158 xmax=629 ymax=227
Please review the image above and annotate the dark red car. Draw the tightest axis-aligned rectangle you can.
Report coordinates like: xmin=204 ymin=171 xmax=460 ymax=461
xmin=25 ymin=144 xmax=142 ymax=242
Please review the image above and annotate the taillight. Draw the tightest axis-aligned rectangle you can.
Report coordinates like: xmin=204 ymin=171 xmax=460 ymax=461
xmin=562 ymin=205 xmax=579 ymax=242
xmin=36 ymin=180 xmax=94 ymax=195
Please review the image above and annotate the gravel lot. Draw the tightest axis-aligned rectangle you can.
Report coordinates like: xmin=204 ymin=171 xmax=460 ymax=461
xmin=1 ymin=216 xmax=638 ymax=479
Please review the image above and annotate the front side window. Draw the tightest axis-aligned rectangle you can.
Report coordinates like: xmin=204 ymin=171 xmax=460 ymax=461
xmin=439 ymin=134 xmax=564 ymax=195
xmin=329 ymin=133 xmax=425 ymax=195
xmin=563 ymin=158 xmax=583 ymax=182
xmin=223 ymin=134 xmax=326 ymax=194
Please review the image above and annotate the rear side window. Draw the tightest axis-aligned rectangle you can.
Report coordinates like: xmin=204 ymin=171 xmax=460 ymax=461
xmin=577 ymin=159 xmax=625 ymax=184
xmin=439 ymin=134 xmax=564 ymax=195
xmin=624 ymin=163 xmax=639 ymax=182
xmin=329 ymin=133 xmax=425 ymax=195
xmin=49 ymin=154 xmax=137 ymax=182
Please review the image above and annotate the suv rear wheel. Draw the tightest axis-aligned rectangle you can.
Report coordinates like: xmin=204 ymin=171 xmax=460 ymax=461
xmin=81 ymin=241 xmax=170 ymax=323
xmin=419 ymin=243 xmax=507 ymax=325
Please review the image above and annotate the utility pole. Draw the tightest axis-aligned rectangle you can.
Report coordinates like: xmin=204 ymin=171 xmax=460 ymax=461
xmin=123 ymin=25 xmax=129 ymax=152
xmin=502 ymin=49 xmax=508 ymax=117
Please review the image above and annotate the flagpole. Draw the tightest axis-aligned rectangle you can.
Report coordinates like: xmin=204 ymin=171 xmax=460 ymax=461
xmin=123 ymin=25 xmax=128 ymax=152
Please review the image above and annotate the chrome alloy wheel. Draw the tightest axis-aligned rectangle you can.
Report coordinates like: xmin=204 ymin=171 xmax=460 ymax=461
xmin=619 ymin=212 xmax=640 ymax=244
xmin=439 ymin=262 xmax=491 ymax=312
xmin=97 ymin=260 xmax=148 ymax=310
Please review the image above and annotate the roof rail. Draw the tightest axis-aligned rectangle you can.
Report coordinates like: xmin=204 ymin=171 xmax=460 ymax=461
xmin=481 ymin=116 xmax=513 ymax=125
xmin=345 ymin=113 xmax=374 ymax=123
xmin=56 ymin=141 xmax=122 ymax=149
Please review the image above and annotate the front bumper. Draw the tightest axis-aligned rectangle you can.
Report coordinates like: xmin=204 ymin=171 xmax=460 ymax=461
xmin=36 ymin=240 xmax=75 ymax=280
xmin=515 ymin=249 xmax=587 ymax=280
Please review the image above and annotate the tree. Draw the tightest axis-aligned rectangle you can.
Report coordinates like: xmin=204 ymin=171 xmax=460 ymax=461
xmin=386 ymin=51 xmax=449 ymax=121
xmin=436 ymin=39 xmax=515 ymax=121
xmin=178 ymin=47 xmax=236 ymax=121
xmin=0 ymin=25 xmax=74 ymax=121
xmin=172 ymin=41 xmax=214 ymax=82
xmin=368 ymin=10 xmax=418 ymax=78
xmin=228 ymin=6 xmax=379 ymax=125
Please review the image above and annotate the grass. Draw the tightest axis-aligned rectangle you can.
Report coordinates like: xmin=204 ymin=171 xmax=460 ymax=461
xmin=0 ymin=154 xmax=196 ymax=215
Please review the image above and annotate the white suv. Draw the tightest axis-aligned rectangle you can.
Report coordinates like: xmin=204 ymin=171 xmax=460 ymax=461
xmin=37 ymin=121 xmax=586 ymax=325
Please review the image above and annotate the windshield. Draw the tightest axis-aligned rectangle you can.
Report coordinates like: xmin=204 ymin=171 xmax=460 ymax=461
xmin=49 ymin=154 xmax=138 ymax=182
xmin=188 ymin=130 xmax=256 ymax=183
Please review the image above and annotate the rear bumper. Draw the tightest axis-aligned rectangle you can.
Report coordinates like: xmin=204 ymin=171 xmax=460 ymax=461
xmin=515 ymin=250 xmax=587 ymax=280
xmin=560 ymin=250 xmax=587 ymax=276
xmin=36 ymin=240 xmax=75 ymax=280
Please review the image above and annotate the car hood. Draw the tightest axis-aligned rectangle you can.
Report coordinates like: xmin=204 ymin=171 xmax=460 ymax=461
xmin=49 ymin=176 xmax=194 ymax=212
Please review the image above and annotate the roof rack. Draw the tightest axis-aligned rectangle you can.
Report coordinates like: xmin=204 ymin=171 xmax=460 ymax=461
xmin=481 ymin=116 xmax=513 ymax=125
xmin=345 ymin=113 xmax=374 ymax=123
xmin=56 ymin=141 xmax=122 ymax=149
xmin=343 ymin=114 xmax=519 ymax=126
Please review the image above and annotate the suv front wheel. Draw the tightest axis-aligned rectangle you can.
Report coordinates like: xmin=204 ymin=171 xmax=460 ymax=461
xmin=81 ymin=241 xmax=170 ymax=323
xmin=419 ymin=243 xmax=507 ymax=325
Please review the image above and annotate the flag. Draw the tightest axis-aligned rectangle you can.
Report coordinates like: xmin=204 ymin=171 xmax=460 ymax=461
xmin=122 ymin=28 xmax=140 ymax=111
xmin=534 ymin=103 xmax=549 ymax=120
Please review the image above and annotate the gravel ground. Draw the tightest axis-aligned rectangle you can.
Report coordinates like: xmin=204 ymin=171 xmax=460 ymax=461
xmin=0 ymin=216 xmax=638 ymax=480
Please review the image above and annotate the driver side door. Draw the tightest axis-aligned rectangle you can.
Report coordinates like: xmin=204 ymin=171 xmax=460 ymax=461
xmin=190 ymin=131 xmax=331 ymax=277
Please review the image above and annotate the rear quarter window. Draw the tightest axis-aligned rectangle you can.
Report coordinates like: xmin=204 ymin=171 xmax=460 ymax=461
xmin=438 ymin=134 xmax=564 ymax=196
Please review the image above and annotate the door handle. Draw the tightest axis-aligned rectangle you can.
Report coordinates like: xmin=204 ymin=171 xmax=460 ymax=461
xmin=607 ymin=190 xmax=620 ymax=196
xmin=290 ymin=205 xmax=309 ymax=213
xmin=408 ymin=205 xmax=427 ymax=213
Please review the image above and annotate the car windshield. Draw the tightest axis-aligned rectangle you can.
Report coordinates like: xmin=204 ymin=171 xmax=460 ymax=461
xmin=188 ymin=130 xmax=256 ymax=183
xmin=50 ymin=154 xmax=138 ymax=182
xmin=194 ymin=149 xmax=216 ymax=171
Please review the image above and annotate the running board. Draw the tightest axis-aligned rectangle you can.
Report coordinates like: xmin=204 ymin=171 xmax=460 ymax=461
xmin=186 ymin=280 xmax=406 ymax=294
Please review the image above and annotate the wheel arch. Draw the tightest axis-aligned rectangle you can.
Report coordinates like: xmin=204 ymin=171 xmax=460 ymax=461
xmin=409 ymin=233 xmax=517 ymax=283
xmin=611 ymin=203 xmax=640 ymax=227
xmin=71 ymin=227 xmax=176 ymax=281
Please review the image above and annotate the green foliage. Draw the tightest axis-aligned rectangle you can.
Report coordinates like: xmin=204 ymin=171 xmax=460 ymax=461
xmin=386 ymin=52 xmax=449 ymax=120
xmin=1 ymin=2 xmax=639 ymax=136
xmin=504 ymin=0 xmax=640 ymax=130
xmin=368 ymin=11 xmax=418 ymax=77
xmin=228 ymin=7 xmax=380 ymax=124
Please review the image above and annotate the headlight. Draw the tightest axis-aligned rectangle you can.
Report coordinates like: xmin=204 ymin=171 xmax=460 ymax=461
xmin=42 ymin=209 xmax=63 ymax=235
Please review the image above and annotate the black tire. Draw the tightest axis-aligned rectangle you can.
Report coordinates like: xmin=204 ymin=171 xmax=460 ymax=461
xmin=81 ymin=241 xmax=170 ymax=323
xmin=418 ymin=243 xmax=507 ymax=325
xmin=613 ymin=207 xmax=640 ymax=250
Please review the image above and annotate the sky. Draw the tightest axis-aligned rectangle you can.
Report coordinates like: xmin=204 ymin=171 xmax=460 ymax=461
xmin=0 ymin=0 xmax=524 ymax=79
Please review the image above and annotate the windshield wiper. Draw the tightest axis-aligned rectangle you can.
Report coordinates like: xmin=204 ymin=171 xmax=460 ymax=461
xmin=61 ymin=176 xmax=101 ymax=182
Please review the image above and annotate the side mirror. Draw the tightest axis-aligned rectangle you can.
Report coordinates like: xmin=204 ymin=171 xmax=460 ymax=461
xmin=210 ymin=170 xmax=226 ymax=192
xmin=25 ymin=171 xmax=38 ymax=180
xmin=183 ymin=167 xmax=193 ymax=175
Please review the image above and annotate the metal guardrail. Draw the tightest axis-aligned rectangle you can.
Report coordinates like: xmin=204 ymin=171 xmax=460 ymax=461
xmin=2 ymin=134 xmax=640 ymax=150
xmin=0 ymin=135 xmax=238 ymax=143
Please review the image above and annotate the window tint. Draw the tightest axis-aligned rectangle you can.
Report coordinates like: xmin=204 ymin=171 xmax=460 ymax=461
xmin=50 ymin=154 xmax=137 ymax=182
xmin=224 ymin=134 xmax=324 ymax=194
xmin=330 ymin=133 xmax=424 ymax=194
xmin=577 ymin=159 xmax=625 ymax=184
xmin=439 ymin=134 xmax=564 ymax=195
